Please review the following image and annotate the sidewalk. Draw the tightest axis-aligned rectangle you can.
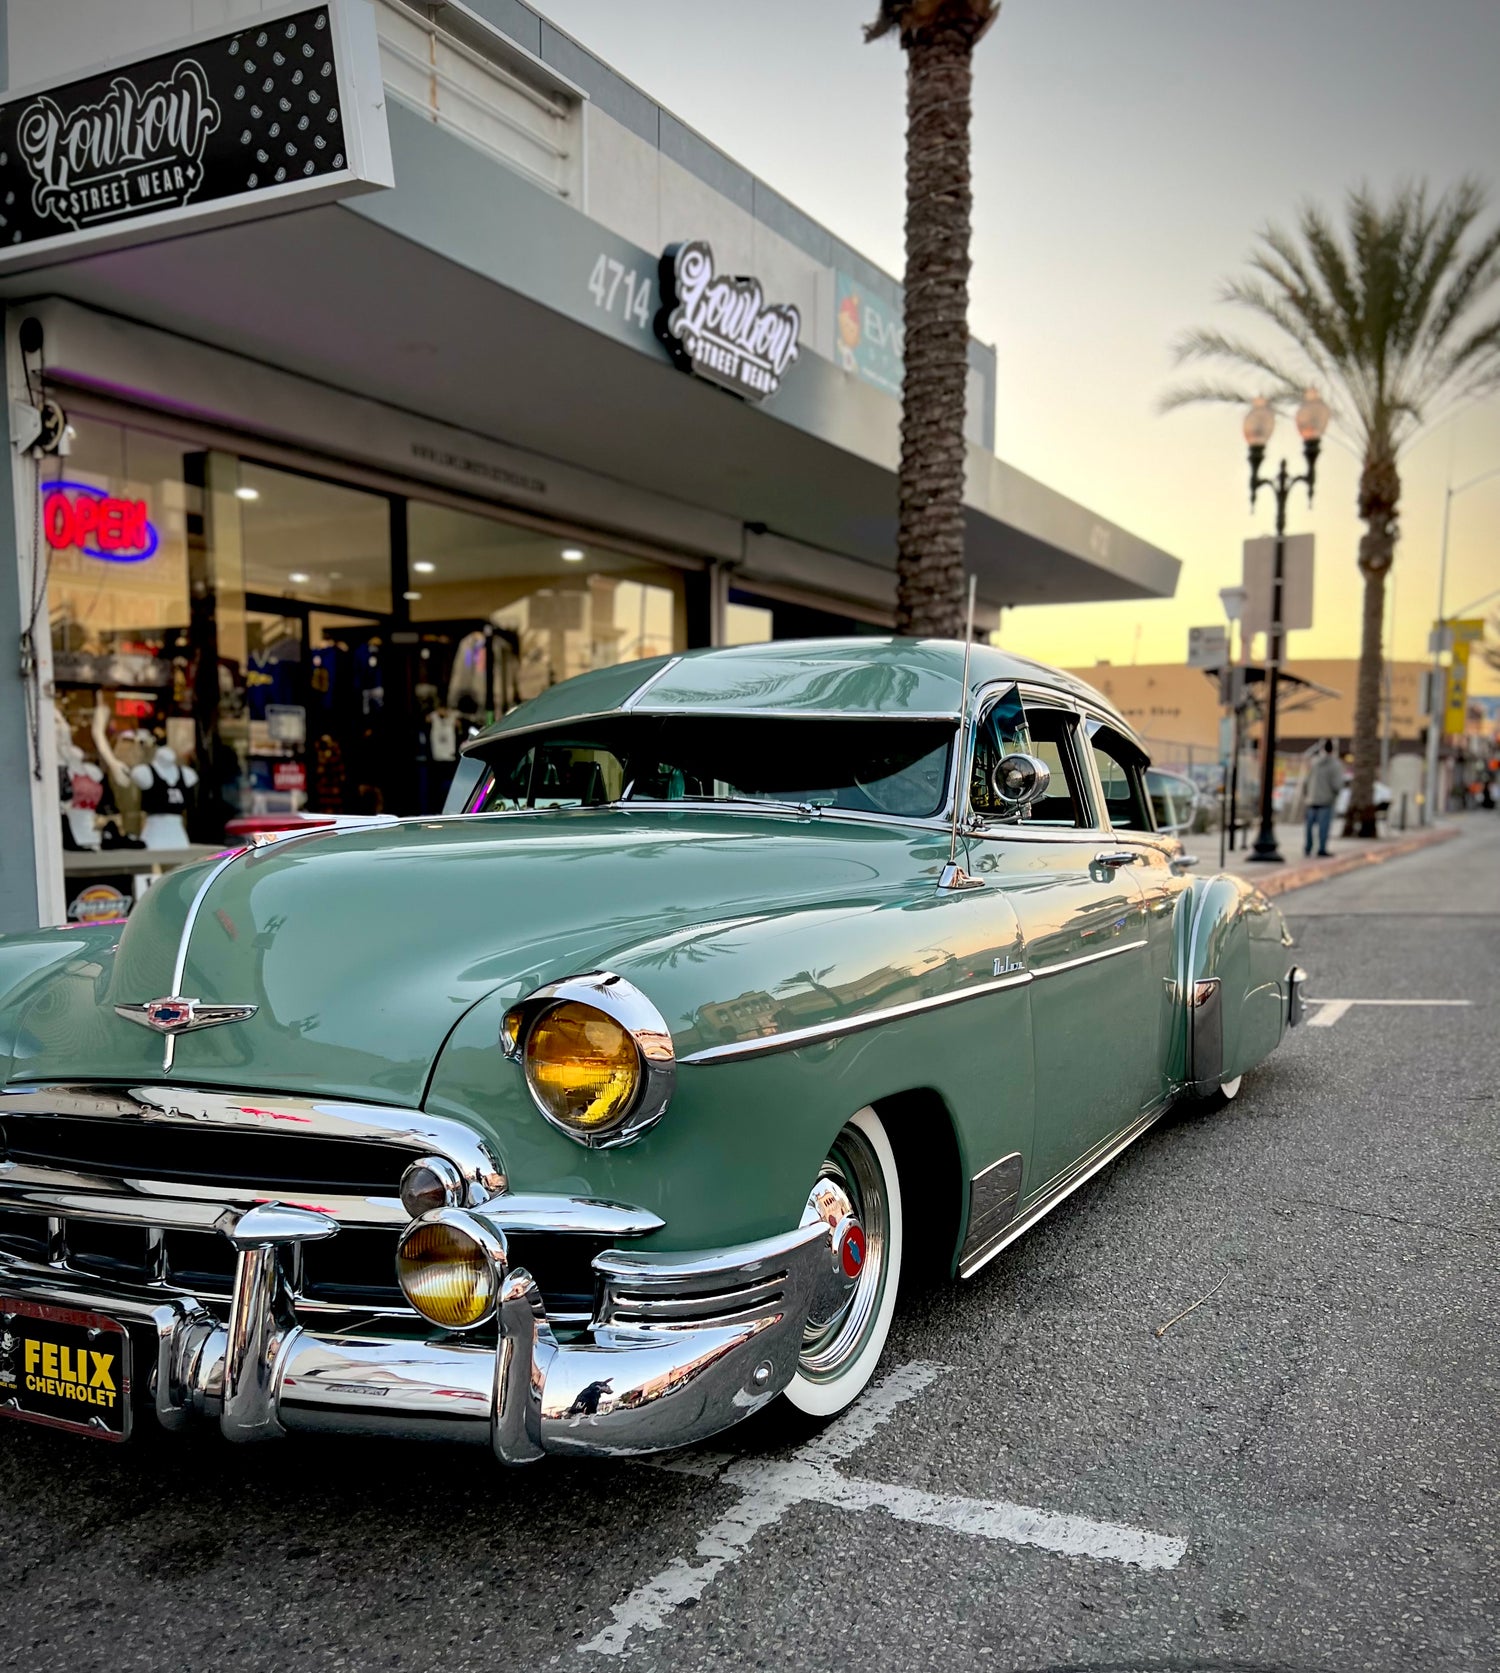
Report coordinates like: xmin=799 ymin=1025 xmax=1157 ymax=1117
xmin=1213 ymin=815 xmax=1465 ymax=898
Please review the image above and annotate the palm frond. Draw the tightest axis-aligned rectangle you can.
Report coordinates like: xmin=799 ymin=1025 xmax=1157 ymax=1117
xmin=1162 ymin=178 xmax=1500 ymax=458
xmin=1157 ymin=378 xmax=1265 ymax=416
xmin=1168 ymin=326 xmax=1304 ymax=392
xmin=1219 ymin=276 xmax=1334 ymax=381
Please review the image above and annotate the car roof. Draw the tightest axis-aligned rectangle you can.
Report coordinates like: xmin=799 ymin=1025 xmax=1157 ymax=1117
xmin=468 ymin=638 xmax=1141 ymax=751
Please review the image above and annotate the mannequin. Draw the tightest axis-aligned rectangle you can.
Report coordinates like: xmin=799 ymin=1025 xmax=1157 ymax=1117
xmin=129 ymin=744 xmax=197 ymax=849
xmin=54 ymin=711 xmax=105 ymax=850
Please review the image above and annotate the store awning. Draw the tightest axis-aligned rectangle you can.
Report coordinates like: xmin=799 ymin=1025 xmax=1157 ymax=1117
xmin=1 ymin=101 xmax=1179 ymax=615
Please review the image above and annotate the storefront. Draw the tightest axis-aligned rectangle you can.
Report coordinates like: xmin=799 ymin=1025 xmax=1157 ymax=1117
xmin=0 ymin=0 xmax=1182 ymax=931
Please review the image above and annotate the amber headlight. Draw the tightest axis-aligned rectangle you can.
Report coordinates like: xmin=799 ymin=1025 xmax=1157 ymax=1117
xmin=503 ymin=972 xmax=676 ymax=1150
xmin=525 ymin=1002 xmax=641 ymax=1136
xmin=395 ymin=1213 xmax=502 ymax=1329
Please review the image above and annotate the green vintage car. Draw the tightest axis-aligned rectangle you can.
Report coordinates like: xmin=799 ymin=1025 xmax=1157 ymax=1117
xmin=0 ymin=639 xmax=1305 ymax=1458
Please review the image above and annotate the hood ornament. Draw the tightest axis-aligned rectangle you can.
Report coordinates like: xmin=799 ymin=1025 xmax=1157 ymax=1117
xmin=115 ymin=995 xmax=257 ymax=1070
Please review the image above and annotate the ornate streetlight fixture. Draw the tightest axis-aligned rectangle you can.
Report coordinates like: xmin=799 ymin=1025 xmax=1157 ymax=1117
xmin=1243 ymin=388 xmax=1330 ymax=863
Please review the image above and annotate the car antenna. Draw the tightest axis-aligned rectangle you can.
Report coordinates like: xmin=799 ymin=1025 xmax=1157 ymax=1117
xmin=938 ymin=575 xmax=985 ymax=893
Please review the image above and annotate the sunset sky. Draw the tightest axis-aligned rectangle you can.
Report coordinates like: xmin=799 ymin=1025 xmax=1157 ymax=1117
xmin=534 ymin=0 xmax=1500 ymax=695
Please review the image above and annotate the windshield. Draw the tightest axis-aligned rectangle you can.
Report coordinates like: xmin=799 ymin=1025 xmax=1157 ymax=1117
xmin=461 ymin=715 xmax=955 ymax=820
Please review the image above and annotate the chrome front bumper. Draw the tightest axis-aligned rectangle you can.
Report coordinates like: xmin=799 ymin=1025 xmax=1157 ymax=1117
xmin=0 ymin=1084 xmax=835 ymax=1459
xmin=0 ymin=1213 xmax=832 ymax=1461
xmin=0 ymin=1204 xmax=829 ymax=1465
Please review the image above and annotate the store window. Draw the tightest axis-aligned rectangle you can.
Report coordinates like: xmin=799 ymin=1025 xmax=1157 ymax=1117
xmin=44 ymin=418 xmax=206 ymax=869
xmin=406 ymin=503 xmax=685 ymax=717
xmin=238 ymin=462 xmax=392 ymax=614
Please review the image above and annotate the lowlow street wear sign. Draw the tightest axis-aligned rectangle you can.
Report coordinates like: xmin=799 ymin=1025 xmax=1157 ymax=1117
xmin=655 ymin=240 xmax=801 ymax=402
xmin=0 ymin=0 xmax=391 ymax=272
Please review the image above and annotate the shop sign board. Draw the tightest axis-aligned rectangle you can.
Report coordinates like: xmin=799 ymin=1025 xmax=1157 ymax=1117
xmin=1443 ymin=635 xmax=1481 ymax=737
xmin=67 ymin=884 xmax=132 ymax=924
xmin=43 ymin=481 xmax=160 ymax=562
xmin=655 ymin=241 xmax=801 ymax=402
xmin=834 ymin=272 xmax=903 ymax=398
xmin=0 ymin=0 xmax=392 ymax=274
xmin=1241 ymin=534 xmax=1314 ymax=637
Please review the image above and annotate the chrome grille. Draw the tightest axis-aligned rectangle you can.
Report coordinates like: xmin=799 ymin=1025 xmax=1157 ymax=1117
xmin=0 ymin=1087 xmax=607 ymax=1324
xmin=0 ymin=1084 xmax=496 ymax=1317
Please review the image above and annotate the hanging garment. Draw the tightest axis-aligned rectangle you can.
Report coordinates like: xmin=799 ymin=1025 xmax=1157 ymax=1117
xmin=428 ymin=711 xmax=458 ymax=764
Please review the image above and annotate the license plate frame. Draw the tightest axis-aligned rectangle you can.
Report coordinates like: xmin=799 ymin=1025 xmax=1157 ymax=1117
xmin=0 ymin=1295 xmax=132 ymax=1442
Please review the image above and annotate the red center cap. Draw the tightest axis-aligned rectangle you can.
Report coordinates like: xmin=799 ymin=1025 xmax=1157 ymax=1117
xmin=839 ymin=1223 xmax=866 ymax=1280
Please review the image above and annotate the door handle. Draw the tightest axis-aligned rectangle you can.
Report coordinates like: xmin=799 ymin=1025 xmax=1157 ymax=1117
xmin=1093 ymin=850 xmax=1141 ymax=868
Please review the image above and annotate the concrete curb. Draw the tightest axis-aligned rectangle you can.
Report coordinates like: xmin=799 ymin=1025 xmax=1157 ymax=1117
xmin=1244 ymin=824 xmax=1460 ymax=899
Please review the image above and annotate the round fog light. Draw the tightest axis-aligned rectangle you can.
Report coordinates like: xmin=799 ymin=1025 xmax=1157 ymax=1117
xmin=400 ymin=1155 xmax=464 ymax=1218
xmin=396 ymin=1215 xmax=501 ymax=1329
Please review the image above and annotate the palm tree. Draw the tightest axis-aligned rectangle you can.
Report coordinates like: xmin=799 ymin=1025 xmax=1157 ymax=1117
xmin=867 ymin=0 xmax=1000 ymax=639
xmin=1163 ymin=181 xmax=1500 ymax=836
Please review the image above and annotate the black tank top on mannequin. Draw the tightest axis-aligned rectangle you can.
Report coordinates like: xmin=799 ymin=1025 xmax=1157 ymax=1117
xmin=140 ymin=765 xmax=187 ymax=815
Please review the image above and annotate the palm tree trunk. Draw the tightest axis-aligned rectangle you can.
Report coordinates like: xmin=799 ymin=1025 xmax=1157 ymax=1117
xmin=1344 ymin=455 xmax=1400 ymax=838
xmin=894 ymin=17 xmax=978 ymax=638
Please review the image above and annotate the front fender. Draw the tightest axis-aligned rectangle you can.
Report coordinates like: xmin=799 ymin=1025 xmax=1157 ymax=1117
xmin=1176 ymin=873 xmax=1294 ymax=1091
xmin=423 ymin=889 xmax=1029 ymax=1255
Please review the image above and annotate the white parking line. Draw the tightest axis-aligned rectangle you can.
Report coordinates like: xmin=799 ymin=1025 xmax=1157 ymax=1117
xmin=1308 ymin=997 xmax=1474 ymax=1028
xmin=579 ymin=1361 xmax=1185 ymax=1658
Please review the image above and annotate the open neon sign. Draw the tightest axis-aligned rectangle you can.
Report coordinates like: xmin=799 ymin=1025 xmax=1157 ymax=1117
xmin=43 ymin=481 xmax=160 ymax=562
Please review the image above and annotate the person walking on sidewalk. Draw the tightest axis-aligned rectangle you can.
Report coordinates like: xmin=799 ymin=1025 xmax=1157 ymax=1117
xmin=1304 ymin=739 xmax=1346 ymax=857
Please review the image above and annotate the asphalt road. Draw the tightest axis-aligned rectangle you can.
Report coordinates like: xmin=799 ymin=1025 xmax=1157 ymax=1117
xmin=3 ymin=816 xmax=1496 ymax=1672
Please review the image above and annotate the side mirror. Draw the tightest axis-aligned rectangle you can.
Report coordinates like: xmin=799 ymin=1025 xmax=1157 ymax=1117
xmin=990 ymin=752 xmax=1051 ymax=808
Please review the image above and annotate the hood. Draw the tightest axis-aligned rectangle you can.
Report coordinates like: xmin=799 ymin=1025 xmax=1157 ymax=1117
xmin=12 ymin=811 xmax=923 ymax=1105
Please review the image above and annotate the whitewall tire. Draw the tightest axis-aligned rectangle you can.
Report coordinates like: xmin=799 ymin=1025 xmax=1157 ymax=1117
xmin=784 ymin=1105 xmax=903 ymax=1419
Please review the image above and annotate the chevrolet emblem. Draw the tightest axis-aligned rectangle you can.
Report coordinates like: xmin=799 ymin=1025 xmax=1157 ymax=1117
xmin=115 ymin=995 xmax=257 ymax=1070
xmin=115 ymin=996 xmax=258 ymax=1036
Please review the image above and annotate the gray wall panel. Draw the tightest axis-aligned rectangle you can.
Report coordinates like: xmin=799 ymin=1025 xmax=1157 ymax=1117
xmin=659 ymin=112 xmax=754 ymax=214
xmin=461 ymin=0 xmax=541 ymax=57
xmin=752 ymin=180 xmax=833 ymax=267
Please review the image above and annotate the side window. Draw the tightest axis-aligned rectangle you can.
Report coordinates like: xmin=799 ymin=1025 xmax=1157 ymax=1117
xmin=482 ymin=741 xmax=626 ymax=810
xmin=1089 ymin=725 xmax=1154 ymax=830
xmin=973 ymin=700 xmax=1091 ymax=826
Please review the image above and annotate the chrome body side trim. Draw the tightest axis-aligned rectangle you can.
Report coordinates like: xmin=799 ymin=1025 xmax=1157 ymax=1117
xmin=1029 ymin=939 xmax=1148 ymax=980
xmin=957 ymin=1151 xmax=1023 ymax=1271
xmin=619 ymin=655 xmax=684 ymax=710
xmin=958 ymin=1095 xmax=1174 ymax=1280
xmin=679 ymin=969 xmax=1034 ymax=1065
xmin=628 ymin=707 xmax=963 ymax=722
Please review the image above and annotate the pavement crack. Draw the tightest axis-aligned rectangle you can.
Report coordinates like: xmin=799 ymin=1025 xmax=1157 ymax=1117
xmin=1276 ymin=1193 xmax=1496 ymax=1244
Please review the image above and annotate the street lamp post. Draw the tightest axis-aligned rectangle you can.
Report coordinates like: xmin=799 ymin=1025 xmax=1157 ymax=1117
xmin=1243 ymin=390 xmax=1330 ymax=864
xmin=1422 ymin=464 xmax=1500 ymax=821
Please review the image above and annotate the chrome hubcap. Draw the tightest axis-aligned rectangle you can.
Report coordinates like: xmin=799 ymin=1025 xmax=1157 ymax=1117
xmin=798 ymin=1125 xmax=887 ymax=1380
